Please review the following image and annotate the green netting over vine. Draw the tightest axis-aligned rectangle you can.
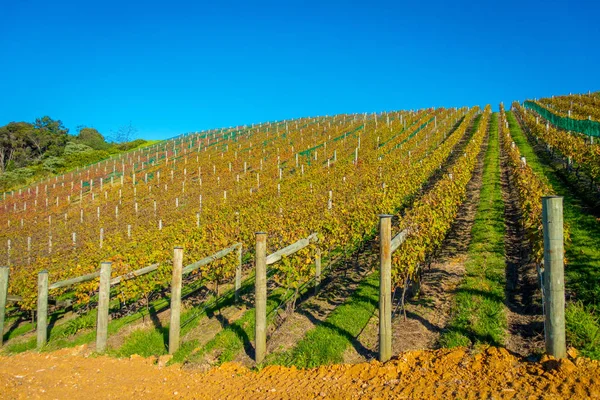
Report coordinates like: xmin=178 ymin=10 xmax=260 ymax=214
xmin=523 ymin=101 xmax=600 ymax=137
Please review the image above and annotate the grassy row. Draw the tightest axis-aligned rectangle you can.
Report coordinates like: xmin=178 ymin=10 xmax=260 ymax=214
xmin=507 ymin=111 xmax=600 ymax=359
xmin=439 ymin=113 xmax=507 ymax=347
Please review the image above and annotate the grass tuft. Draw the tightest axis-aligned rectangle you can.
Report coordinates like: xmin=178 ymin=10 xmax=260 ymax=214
xmin=565 ymin=302 xmax=600 ymax=359
xmin=116 ymin=328 xmax=168 ymax=358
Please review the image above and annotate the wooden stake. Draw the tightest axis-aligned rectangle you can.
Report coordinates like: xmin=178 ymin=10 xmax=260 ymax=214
xmin=96 ymin=262 xmax=112 ymax=352
xmin=37 ymin=270 xmax=48 ymax=350
xmin=235 ymin=244 xmax=243 ymax=303
xmin=0 ymin=266 xmax=9 ymax=346
xmin=542 ymin=196 xmax=566 ymax=358
xmin=314 ymin=248 xmax=322 ymax=294
xmin=169 ymin=247 xmax=184 ymax=354
xmin=379 ymin=215 xmax=392 ymax=362
xmin=254 ymin=232 xmax=267 ymax=364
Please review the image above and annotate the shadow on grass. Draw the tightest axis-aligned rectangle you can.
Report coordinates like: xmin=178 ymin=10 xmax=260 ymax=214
xmin=297 ymin=297 xmax=377 ymax=360
xmin=2 ymin=316 xmax=31 ymax=343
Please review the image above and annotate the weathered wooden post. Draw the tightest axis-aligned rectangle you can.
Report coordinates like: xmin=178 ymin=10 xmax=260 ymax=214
xmin=379 ymin=215 xmax=392 ymax=362
xmin=235 ymin=244 xmax=243 ymax=303
xmin=0 ymin=266 xmax=9 ymax=346
xmin=314 ymin=248 xmax=322 ymax=294
xmin=254 ymin=232 xmax=267 ymax=364
xmin=96 ymin=262 xmax=112 ymax=352
xmin=542 ymin=196 xmax=566 ymax=358
xmin=169 ymin=247 xmax=184 ymax=354
xmin=37 ymin=270 xmax=49 ymax=349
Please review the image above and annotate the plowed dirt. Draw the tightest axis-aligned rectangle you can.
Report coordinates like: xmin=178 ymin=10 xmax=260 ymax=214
xmin=1 ymin=346 xmax=599 ymax=399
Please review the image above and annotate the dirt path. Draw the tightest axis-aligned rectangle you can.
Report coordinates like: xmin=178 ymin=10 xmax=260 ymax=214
xmin=499 ymin=122 xmax=545 ymax=356
xmin=1 ymin=346 xmax=598 ymax=399
xmin=344 ymin=116 xmax=489 ymax=362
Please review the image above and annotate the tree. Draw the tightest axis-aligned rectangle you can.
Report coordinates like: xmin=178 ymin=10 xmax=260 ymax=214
xmin=30 ymin=116 xmax=69 ymax=157
xmin=34 ymin=116 xmax=68 ymax=136
xmin=77 ymin=127 xmax=109 ymax=150
xmin=112 ymin=122 xmax=138 ymax=143
xmin=0 ymin=117 xmax=70 ymax=174
xmin=0 ymin=122 xmax=33 ymax=172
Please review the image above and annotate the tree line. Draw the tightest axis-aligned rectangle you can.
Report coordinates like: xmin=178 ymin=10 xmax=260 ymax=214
xmin=0 ymin=117 xmax=148 ymax=191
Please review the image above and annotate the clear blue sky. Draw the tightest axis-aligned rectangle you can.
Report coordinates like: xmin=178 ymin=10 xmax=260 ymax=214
xmin=1 ymin=0 xmax=599 ymax=140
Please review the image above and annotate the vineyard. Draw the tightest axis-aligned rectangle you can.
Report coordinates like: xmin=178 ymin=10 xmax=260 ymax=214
xmin=1 ymin=107 xmax=473 ymax=309
xmin=1 ymin=93 xmax=600 ymax=397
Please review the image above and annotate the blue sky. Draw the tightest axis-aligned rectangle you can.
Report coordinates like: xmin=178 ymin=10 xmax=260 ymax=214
xmin=1 ymin=0 xmax=598 ymax=140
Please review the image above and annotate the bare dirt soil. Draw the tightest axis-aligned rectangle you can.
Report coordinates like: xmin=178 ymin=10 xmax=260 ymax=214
xmin=1 ymin=346 xmax=598 ymax=399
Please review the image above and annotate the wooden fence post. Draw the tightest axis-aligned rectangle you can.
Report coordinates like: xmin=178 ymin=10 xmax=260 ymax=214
xmin=542 ymin=196 xmax=566 ymax=358
xmin=235 ymin=244 xmax=243 ymax=303
xmin=169 ymin=247 xmax=184 ymax=354
xmin=379 ymin=215 xmax=393 ymax=362
xmin=37 ymin=270 xmax=49 ymax=350
xmin=96 ymin=262 xmax=112 ymax=352
xmin=0 ymin=266 xmax=9 ymax=346
xmin=254 ymin=232 xmax=267 ymax=364
xmin=314 ymin=248 xmax=322 ymax=294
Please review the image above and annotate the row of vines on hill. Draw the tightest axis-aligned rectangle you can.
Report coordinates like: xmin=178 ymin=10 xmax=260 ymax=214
xmin=499 ymin=104 xmax=556 ymax=263
xmin=513 ymin=103 xmax=600 ymax=186
xmin=391 ymin=106 xmax=491 ymax=289
xmin=537 ymin=92 xmax=600 ymax=122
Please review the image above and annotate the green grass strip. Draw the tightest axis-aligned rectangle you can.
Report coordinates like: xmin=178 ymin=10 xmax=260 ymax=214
xmin=439 ymin=112 xmax=507 ymax=348
xmin=507 ymin=111 xmax=600 ymax=359
xmin=266 ymin=272 xmax=379 ymax=368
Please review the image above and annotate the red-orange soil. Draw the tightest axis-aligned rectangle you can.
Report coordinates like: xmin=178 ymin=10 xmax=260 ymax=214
xmin=1 ymin=346 xmax=599 ymax=399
